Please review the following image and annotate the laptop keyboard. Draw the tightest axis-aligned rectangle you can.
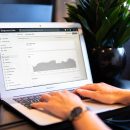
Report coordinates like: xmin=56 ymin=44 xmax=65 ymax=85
xmin=13 ymin=90 xmax=88 ymax=109
xmin=14 ymin=95 xmax=41 ymax=109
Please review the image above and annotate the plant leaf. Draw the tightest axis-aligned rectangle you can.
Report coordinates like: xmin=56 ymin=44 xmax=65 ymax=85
xmin=96 ymin=6 xmax=121 ymax=44
xmin=65 ymin=0 xmax=130 ymax=48
xmin=77 ymin=15 xmax=93 ymax=34
xmin=116 ymin=26 xmax=130 ymax=47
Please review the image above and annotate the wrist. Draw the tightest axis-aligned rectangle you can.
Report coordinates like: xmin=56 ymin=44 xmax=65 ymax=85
xmin=68 ymin=106 xmax=89 ymax=121
xmin=117 ymin=89 xmax=130 ymax=105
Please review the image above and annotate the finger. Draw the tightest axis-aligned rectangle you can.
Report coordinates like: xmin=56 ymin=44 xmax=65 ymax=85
xmin=49 ymin=91 xmax=59 ymax=96
xmin=73 ymin=89 xmax=77 ymax=94
xmin=40 ymin=93 xmax=51 ymax=101
xmin=72 ymin=89 xmax=83 ymax=98
xmin=31 ymin=102 xmax=46 ymax=108
xmin=56 ymin=89 xmax=67 ymax=94
xmin=62 ymin=89 xmax=69 ymax=93
xmin=49 ymin=91 xmax=66 ymax=97
xmin=63 ymin=89 xmax=73 ymax=95
xmin=79 ymin=84 xmax=98 ymax=91
xmin=76 ymin=89 xmax=97 ymax=99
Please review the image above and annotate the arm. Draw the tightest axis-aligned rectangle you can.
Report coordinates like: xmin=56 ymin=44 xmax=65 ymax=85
xmin=72 ymin=110 xmax=110 ymax=130
xmin=31 ymin=90 xmax=110 ymax=130
xmin=75 ymin=82 xmax=130 ymax=105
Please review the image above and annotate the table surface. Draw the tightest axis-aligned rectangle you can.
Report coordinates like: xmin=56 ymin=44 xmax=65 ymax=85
xmin=0 ymin=79 xmax=130 ymax=130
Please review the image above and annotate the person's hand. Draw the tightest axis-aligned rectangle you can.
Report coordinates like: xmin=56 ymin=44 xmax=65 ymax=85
xmin=75 ymin=82 xmax=130 ymax=105
xmin=31 ymin=90 xmax=86 ymax=120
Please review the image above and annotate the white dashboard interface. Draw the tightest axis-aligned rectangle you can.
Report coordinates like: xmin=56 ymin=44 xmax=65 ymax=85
xmin=0 ymin=28 xmax=87 ymax=90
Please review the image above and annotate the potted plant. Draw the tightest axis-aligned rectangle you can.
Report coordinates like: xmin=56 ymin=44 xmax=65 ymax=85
xmin=65 ymin=0 xmax=130 ymax=82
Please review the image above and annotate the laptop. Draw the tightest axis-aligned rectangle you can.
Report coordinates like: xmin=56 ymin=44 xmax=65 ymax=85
xmin=0 ymin=22 xmax=124 ymax=126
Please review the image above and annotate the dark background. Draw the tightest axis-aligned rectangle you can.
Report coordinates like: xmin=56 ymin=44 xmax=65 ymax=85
xmin=122 ymin=40 xmax=130 ymax=80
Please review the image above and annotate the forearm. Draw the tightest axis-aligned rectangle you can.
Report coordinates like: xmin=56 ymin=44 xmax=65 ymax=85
xmin=72 ymin=111 xmax=111 ymax=130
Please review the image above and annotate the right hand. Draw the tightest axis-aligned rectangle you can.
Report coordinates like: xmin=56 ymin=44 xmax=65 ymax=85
xmin=31 ymin=90 xmax=86 ymax=120
xmin=75 ymin=82 xmax=130 ymax=105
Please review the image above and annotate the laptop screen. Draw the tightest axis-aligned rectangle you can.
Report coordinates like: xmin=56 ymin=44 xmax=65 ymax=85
xmin=0 ymin=28 xmax=87 ymax=90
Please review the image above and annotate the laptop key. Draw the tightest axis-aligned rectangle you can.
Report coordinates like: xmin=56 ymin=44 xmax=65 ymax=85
xmin=14 ymin=95 xmax=41 ymax=109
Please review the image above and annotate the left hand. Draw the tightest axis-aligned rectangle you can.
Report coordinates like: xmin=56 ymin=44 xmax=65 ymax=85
xmin=31 ymin=90 xmax=86 ymax=120
xmin=75 ymin=82 xmax=127 ymax=105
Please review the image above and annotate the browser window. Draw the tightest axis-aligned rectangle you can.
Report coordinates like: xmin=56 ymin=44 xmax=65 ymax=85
xmin=0 ymin=28 xmax=87 ymax=90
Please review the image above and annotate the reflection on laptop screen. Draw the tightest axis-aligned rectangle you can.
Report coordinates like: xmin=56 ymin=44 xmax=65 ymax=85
xmin=0 ymin=28 xmax=87 ymax=90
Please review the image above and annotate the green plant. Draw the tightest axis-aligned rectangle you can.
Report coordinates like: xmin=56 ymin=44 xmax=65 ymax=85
xmin=65 ymin=0 xmax=130 ymax=48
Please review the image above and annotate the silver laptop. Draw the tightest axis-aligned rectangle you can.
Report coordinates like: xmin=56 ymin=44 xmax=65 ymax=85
xmin=0 ymin=22 xmax=124 ymax=126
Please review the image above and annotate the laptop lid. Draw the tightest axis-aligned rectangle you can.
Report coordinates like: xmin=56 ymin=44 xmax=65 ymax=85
xmin=0 ymin=22 xmax=93 ymax=99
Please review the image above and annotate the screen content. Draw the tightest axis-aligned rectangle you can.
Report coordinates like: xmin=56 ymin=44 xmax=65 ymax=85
xmin=0 ymin=28 xmax=87 ymax=90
